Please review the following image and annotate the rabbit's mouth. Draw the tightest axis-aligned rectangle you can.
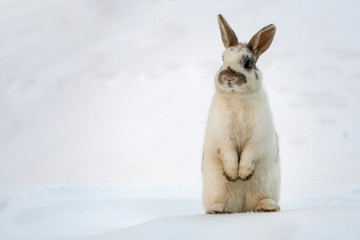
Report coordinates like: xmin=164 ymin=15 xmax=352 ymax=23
xmin=218 ymin=67 xmax=247 ymax=88
xmin=226 ymin=81 xmax=234 ymax=87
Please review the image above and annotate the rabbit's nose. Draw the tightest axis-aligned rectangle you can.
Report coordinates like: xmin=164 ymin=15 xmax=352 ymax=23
xmin=226 ymin=80 xmax=233 ymax=87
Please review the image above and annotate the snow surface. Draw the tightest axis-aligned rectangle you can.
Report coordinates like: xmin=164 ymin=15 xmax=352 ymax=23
xmin=1 ymin=183 xmax=360 ymax=239
xmin=1 ymin=0 xmax=360 ymax=239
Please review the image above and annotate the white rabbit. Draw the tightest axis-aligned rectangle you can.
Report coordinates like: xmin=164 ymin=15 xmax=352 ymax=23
xmin=202 ymin=14 xmax=280 ymax=214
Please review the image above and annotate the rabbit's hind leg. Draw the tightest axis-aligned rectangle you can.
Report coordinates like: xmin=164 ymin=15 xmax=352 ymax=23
xmin=202 ymin=155 xmax=233 ymax=214
xmin=255 ymin=198 xmax=280 ymax=212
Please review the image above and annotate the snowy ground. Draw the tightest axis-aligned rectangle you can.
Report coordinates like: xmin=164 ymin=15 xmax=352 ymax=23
xmin=1 ymin=0 xmax=360 ymax=239
xmin=1 ymin=183 xmax=360 ymax=239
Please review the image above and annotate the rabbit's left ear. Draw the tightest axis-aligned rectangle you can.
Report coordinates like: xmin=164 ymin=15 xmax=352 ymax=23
xmin=218 ymin=14 xmax=239 ymax=48
xmin=248 ymin=24 xmax=276 ymax=57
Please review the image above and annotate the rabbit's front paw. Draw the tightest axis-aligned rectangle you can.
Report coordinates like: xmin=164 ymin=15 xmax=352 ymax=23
xmin=222 ymin=171 xmax=238 ymax=182
xmin=239 ymin=161 xmax=255 ymax=181
xmin=223 ymin=166 xmax=239 ymax=182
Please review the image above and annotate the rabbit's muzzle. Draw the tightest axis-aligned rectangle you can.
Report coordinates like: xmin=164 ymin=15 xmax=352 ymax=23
xmin=218 ymin=67 xmax=247 ymax=87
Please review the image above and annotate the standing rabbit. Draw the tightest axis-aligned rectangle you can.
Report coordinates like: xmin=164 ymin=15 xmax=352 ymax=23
xmin=202 ymin=14 xmax=280 ymax=213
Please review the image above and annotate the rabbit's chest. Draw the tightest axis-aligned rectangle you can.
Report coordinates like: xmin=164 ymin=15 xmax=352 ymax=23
xmin=224 ymin=108 xmax=254 ymax=146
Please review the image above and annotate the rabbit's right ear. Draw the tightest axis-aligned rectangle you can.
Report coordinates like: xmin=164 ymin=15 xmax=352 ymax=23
xmin=248 ymin=24 xmax=276 ymax=58
xmin=218 ymin=14 xmax=239 ymax=48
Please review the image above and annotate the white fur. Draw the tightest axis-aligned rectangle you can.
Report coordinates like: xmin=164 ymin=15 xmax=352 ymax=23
xmin=202 ymin=43 xmax=280 ymax=213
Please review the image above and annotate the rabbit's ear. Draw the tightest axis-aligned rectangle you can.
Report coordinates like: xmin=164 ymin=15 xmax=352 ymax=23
xmin=218 ymin=14 xmax=239 ymax=48
xmin=248 ymin=24 xmax=276 ymax=57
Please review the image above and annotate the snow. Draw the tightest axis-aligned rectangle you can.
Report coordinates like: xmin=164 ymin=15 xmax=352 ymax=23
xmin=1 ymin=183 xmax=360 ymax=239
xmin=1 ymin=0 xmax=360 ymax=239
xmin=90 ymin=209 xmax=360 ymax=240
xmin=0 ymin=184 xmax=202 ymax=239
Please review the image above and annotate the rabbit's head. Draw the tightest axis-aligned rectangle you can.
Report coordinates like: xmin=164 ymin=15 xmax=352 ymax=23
xmin=215 ymin=14 xmax=276 ymax=95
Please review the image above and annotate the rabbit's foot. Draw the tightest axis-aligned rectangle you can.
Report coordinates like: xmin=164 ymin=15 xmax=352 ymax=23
xmin=206 ymin=203 xmax=232 ymax=214
xmin=206 ymin=203 xmax=224 ymax=214
xmin=255 ymin=199 xmax=280 ymax=212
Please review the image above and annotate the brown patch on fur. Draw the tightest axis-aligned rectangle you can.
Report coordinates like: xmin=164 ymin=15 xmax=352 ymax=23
xmin=223 ymin=169 xmax=254 ymax=182
xmin=240 ymin=54 xmax=248 ymax=64
xmin=240 ymin=54 xmax=257 ymax=64
xmin=239 ymin=170 xmax=254 ymax=181
xmin=238 ymin=53 xmax=258 ymax=72
xmin=218 ymin=67 xmax=247 ymax=86
xmin=217 ymin=148 xmax=221 ymax=155
xmin=223 ymin=171 xmax=238 ymax=182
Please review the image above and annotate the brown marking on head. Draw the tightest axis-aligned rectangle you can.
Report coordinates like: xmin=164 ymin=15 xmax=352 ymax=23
xmin=218 ymin=67 xmax=247 ymax=86
xmin=240 ymin=52 xmax=258 ymax=71
xmin=240 ymin=54 xmax=248 ymax=64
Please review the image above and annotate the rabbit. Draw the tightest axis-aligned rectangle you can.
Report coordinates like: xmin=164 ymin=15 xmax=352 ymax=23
xmin=202 ymin=14 xmax=280 ymax=214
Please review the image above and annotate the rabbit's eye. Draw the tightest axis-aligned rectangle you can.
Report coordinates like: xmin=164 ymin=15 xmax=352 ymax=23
xmin=244 ymin=59 xmax=253 ymax=69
